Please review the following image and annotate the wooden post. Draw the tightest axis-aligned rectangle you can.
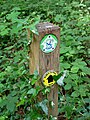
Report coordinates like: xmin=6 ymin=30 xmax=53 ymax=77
xmin=28 ymin=22 xmax=60 ymax=119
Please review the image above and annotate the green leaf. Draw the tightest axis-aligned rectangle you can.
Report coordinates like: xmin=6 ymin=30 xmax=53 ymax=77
xmin=64 ymin=84 xmax=72 ymax=90
xmin=65 ymin=105 xmax=73 ymax=119
xmin=60 ymin=62 xmax=71 ymax=69
xmin=31 ymin=70 xmax=39 ymax=85
xmin=29 ymin=16 xmax=40 ymax=35
xmin=42 ymin=88 xmax=50 ymax=95
xmin=34 ymin=70 xmax=38 ymax=78
xmin=0 ymin=25 xmax=6 ymax=30
xmin=17 ymin=99 xmax=25 ymax=107
xmin=11 ymin=91 xmax=17 ymax=96
xmin=31 ymin=79 xmax=37 ymax=85
xmin=5 ymin=66 xmax=12 ymax=72
xmin=60 ymin=46 xmax=71 ymax=54
xmin=6 ymin=101 xmax=15 ymax=112
xmin=84 ymin=98 xmax=90 ymax=103
xmin=27 ymin=88 xmax=36 ymax=95
xmin=0 ymin=29 xmax=8 ymax=36
xmin=78 ymin=36 xmax=90 ymax=41
xmin=11 ymin=24 xmax=22 ymax=34
xmin=0 ymin=98 xmax=6 ymax=108
xmin=38 ymin=99 xmax=48 ymax=115
xmin=70 ymin=74 xmax=78 ymax=80
xmin=6 ymin=11 xmax=20 ymax=22
xmin=6 ymin=95 xmax=18 ymax=112
xmin=71 ymin=66 xmax=79 ymax=73
xmin=30 ymin=28 xmax=39 ymax=35
xmin=0 ymin=83 xmax=4 ymax=88
xmin=72 ymin=59 xmax=87 ymax=68
xmin=81 ymin=67 xmax=90 ymax=75
xmin=53 ymin=72 xmax=63 ymax=81
xmin=0 ymin=116 xmax=7 ymax=120
xmin=71 ymin=91 xmax=79 ymax=97
xmin=5 ymin=45 xmax=14 ymax=50
xmin=79 ymin=85 xmax=88 ymax=97
xmin=54 ymin=14 xmax=61 ymax=22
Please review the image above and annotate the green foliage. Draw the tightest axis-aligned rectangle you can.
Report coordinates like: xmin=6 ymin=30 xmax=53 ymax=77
xmin=0 ymin=0 xmax=90 ymax=119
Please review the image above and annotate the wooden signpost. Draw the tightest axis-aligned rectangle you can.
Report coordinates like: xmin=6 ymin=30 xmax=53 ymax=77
xmin=27 ymin=22 xmax=60 ymax=119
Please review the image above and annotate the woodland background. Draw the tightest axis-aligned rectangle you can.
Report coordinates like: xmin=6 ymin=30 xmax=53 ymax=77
xmin=0 ymin=0 xmax=90 ymax=120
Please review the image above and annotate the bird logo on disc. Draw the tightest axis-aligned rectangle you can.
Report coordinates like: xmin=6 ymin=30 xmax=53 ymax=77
xmin=40 ymin=34 xmax=58 ymax=53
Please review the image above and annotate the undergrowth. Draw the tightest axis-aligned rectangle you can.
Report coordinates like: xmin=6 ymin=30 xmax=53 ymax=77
xmin=0 ymin=0 xmax=90 ymax=120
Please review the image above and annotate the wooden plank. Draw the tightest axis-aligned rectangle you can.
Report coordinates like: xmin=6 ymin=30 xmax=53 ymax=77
xmin=27 ymin=29 xmax=39 ymax=74
xmin=28 ymin=22 xmax=60 ymax=119
xmin=37 ymin=23 xmax=60 ymax=119
xmin=48 ymin=84 xmax=58 ymax=118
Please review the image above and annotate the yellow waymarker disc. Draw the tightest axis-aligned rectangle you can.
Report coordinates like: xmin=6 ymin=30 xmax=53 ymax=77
xmin=42 ymin=70 xmax=57 ymax=87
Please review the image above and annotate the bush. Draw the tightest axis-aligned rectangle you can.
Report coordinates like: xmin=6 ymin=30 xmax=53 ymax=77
xmin=0 ymin=0 xmax=90 ymax=119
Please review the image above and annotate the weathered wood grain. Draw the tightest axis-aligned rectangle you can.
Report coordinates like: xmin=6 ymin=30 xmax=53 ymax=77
xmin=28 ymin=22 xmax=60 ymax=119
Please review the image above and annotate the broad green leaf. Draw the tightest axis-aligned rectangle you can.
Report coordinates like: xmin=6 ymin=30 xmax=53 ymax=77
xmin=0 ymin=116 xmax=6 ymax=120
xmin=54 ymin=14 xmax=61 ymax=22
xmin=0 ymin=29 xmax=9 ymax=36
xmin=64 ymin=84 xmax=72 ymax=90
xmin=11 ymin=24 xmax=22 ymax=34
xmin=0 ymin=98 xmax=6 ymax=108
xmin=5 ymin=66 xmax=12 ymax=72
xmin=70 ymin=74 xmax=78 ymax=80
xmin=42 ymin=88 xmax=50 ymax=95
xmin=21 ymin=70 xmax=27 ymax=75
xmin=31 ymin=79 xmax=37 ymax=85
xmin=31 ymin=70 xmax=39 ymax=85
xmin=60 ymin=47 xmax=71 ymax=54
xmin=29 ymin=16 xmax=40 ymax=35
xmin=30 ymin=29 xmax=39 ymax=35
xmin=71 ymin=91 xmax=79 ymax=97
xmin=17 ymin=99 xmax=25 ymax=107
xmin=6 ymin=101 xmax=15 ymax=112
xmin=0 ymin=83 xmax=4 ymax=88
xmin=60 ymin=62 xmax=71 ymax=69
xmin=81 ymin=67 xmax=90 ymax=75
xmin=64 ymin=105 xmax=73 ymax=119
xmin=38 ymin=99 xmax=48 ymax=115
xmin=27 ymin=88 xmax=36 ymax=95
xmin=71 ymin=66 xmax=79 ymax=73
xmin=5 ymin=45 xmax=14 ymax=50
xmin=34 ymin=70 xmax=38 ymax=77
xmin=0 ymin=25 xmax=6 ymax=30
xmin=84 ymin=98 xmax=90 ymax=103
xmin=6 ymin=11 xmax=20 ymax=21
xmin=72 ymin=59 xmax=87 ymax=67
xmin=12 ymin=7 xmax=21 ymax=11
xmin=78 ymin=36 xmax=90 ymax=41
xmin=6 ymin=95 xmax=18 ymax=112
xmin=79 ymin=85 xmax=88 ymax=97
xmin=53 ymin=72 xmax=63 ymax=81
xmin=11 ymin=91 xmax=17 ymax=96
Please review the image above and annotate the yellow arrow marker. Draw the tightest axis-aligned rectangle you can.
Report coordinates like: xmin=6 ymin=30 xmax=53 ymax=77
xmin=42 ymin=70 xmax=57 ymax=87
